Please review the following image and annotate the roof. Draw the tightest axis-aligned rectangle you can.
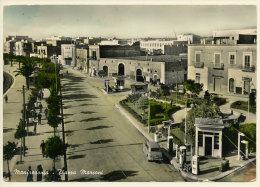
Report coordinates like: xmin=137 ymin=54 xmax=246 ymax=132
xmin=194 ymin=117 xmax=224 ymax=129
xmin=147 ymin=141 xmax=160 ymax=148
xmin=111 ymin=55 xmax=186 ymax=63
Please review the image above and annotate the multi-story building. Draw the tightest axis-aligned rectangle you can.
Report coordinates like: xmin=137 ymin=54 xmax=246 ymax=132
xmin=89 ymin=55 xmax=187 ymax=85
xmin=4 ymin=41 xmax=15 ymax=54
xmin=76 ymin=47 xmax=88 ymax=72
xmin=177 ymin=34 xmax=201 ymax=44
xmin=140 ymin=40 xmax=175 ymax=55
xmin=188 ymin=29 xmax=257 ymax=95
xmin=59 ymin=44 xmax=76 ymax=66
xmin=14 ymin=41 xmax=33 ymax=57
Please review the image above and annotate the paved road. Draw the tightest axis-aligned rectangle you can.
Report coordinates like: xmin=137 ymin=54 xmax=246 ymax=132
xmin=61 ymin=67 xmax=184 ymax=182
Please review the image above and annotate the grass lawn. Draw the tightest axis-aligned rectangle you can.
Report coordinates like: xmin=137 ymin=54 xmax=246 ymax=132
xmin=170 ymin=127 xmax=194 ymax=145
xmin=154 ymin=92 xmax=226 ymax=106
xmin=231 ymin=101 xmax=256 ymax=114
xmin=120 ymin=99 xmax=180 ymax=126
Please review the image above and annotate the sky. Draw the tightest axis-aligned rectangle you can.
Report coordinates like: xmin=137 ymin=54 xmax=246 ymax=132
xmin=3 ymin=5 xmax=257 ymax=39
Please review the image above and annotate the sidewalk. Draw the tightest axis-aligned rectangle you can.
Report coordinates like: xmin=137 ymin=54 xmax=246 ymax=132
xmin=115 ymin=102 xmax=256 ymax=182
xmin=3 ymin=64 xmax=65 ymax=182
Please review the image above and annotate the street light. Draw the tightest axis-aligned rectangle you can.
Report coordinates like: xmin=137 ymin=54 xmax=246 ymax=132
xmin=184 ymin=93 xmax=188 ymax=144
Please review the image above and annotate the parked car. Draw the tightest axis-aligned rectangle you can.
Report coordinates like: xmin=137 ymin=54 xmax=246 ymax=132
xmin=143 ymin=141 xmax=163 ymax=161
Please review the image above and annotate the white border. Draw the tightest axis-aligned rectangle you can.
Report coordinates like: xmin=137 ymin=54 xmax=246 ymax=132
xmin=0 ymin=1 xmax=259 ymax=187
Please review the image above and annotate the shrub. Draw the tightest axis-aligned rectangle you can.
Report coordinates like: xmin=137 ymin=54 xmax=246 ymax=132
xmin=239 ymin=123 xmax=256 ymax=152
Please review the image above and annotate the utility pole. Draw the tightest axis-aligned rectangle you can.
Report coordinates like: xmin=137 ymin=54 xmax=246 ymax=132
xmin=59 ymin=70 xmax=68 ymax=181
xmin=22 ymin=85 xmax=26 ymax=156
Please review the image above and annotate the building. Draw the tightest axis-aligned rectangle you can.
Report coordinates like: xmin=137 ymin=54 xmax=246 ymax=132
xmin=4 ymin=41 xmax=15 ymax=54
xmin=76 ymin=47 xmax=88 ymax=72
xmin=89 ymin=55 xmax=187 ymax=85
xmin=140 ymin=40 xmax=175 ymax=55
xmin=194 ymin=118 xmax=225 ymax=158
xmin=60 ymin=44 xmax=76 ymax=66
xmin=177 ymin=34 xmax=201 ymax=44
xmin=164 ymin=41 xmax=188 ymax=56
xmin=14 ymin=41 xmax=33 ymax=57
xmin=188 ymin=29 xmax=257 ymax=95
xmin=99 ymin=39 xmax=119 ymax=46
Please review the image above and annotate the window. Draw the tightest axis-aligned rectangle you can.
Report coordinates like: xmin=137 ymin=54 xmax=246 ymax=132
xmin=230 ymin=54 xmax=235 ymax=64
xmin=195 ymin=73 xmax=200 ymax=83
xmin=195 ymin=53 xmax=200 ymax=63
xmin=229 ymin=78 xmax=235 ymax=93
xmin=214 ymin=53 xmax=220 ymax=66
xmin=214 ymin=135 xmax=219 ymax=149
xmin=198 ymin=131 xmax=203 ymax=147
xmin=245 ymin=55 xmax=250 ymax=67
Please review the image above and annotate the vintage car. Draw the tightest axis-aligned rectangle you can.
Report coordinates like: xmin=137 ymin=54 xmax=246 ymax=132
xmin=143 ymin=141 xmax=163 ymax=161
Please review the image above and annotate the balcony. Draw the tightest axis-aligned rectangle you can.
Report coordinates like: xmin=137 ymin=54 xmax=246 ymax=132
xmin=242 ymin=65 xmax=255 ymax=72
xmin=213 ymin=63 xmax=224 ymax=70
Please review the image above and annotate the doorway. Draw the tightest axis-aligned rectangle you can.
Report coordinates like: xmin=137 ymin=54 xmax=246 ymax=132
xmin=214 ymin=78 xmax=221 ymax=92
xmin=205 ymin=136 xmax=212 ymax=156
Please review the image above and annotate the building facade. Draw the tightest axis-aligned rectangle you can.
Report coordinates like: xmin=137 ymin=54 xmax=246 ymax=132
xmin=76 ymin=48 xmax=88 ymax=72
xmin=188 ymin=30 xmax=257 ymax=95
xmin=60 ymin=44 xmax=76 ymax=66
xmin=140 ymin=40 xmax=175 ymax=55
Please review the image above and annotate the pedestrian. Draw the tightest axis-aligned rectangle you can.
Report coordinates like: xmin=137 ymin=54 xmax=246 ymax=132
xmin=4 ymin=95 xmax=8 ymax=103
xmin=36 ymin=165 xmax=43 ymax=181
xmin=34 ymin=111 xmax=37 ymax=120
xmin=67 ymin=70 xmax=68 ymax=74
xmin=39 ymin=103 xmax=43 ymax=113
xmin=33 ymin=121 xmax=37 ymax=134
xmin=41 ymin=92 xmax=44 ymax=100
xmin=170 ymin=99 xmax=173 ymax=106
xmin=40 ymin=140 xmax=45 ymax=158
xmin=26 ymin=166 xmax=33 ymax=182
xmin=44 ymin=108 xmax=48 ymax=119
xmin=38 ymin=113 xmax=42 ymax=124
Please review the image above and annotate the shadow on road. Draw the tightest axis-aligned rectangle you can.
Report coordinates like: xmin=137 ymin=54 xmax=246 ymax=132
xmin=3 ymin=128 xmax=15 ymax=133
xmin=68 ymin=154 xmax=86 ymax=160
xmin=101 ymin=170 xmax=139 ymax=181
xmin=89 ymin=139 xmax=114 ymax=144
xmin=80 ymin=111 xmax=96 ymax=114
xmin=85 ymin=125 xmax=112 ymax=130
xmin=63 ymin=93 xmax=97 ymax=100
xmin=80 ymin=117 xmax=105 ymax=123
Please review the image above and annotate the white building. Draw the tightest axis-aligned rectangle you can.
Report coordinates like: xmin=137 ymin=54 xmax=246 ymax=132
xmin=140 ymin=40 xmax=175 ymax=55
xmin=60 ymin=44 xmax=76 ymax=66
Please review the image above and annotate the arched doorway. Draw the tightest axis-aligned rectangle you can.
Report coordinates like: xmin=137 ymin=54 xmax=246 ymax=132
xmin=118 ymin=63 xmax=125 ymax=76
xmin=229 ymin=78 xmax=234 ymax=93
xmin=136 ymin=69 xmax=144 ymax=82
xmin=103 ymin=66 xmax=108 ymax=76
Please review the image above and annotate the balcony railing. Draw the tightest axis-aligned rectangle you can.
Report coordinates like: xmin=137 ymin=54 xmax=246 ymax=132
xmin=242 ymin=65 xmax=255 ymax=72
xmin=213 ymin=63 xmax=224 ymax=70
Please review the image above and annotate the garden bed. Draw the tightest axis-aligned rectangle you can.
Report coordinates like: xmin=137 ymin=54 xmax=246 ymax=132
xmin=231 ymin=101 xmax=256 ymax=114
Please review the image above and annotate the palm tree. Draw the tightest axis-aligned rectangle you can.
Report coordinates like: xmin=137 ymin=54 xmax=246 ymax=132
xmin=14 ymin=57 xmax=39 ymax=89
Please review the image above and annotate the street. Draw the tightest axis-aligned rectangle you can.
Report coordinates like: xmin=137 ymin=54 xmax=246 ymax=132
xmin=61 ymin=67 xmax=184 ymax=181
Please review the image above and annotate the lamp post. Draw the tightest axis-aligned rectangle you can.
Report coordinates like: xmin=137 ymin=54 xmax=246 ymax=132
xmin=238 ymin=132 xmax=245 ymax=160
xmin=184 ymin=93 xmax=188 ymax=144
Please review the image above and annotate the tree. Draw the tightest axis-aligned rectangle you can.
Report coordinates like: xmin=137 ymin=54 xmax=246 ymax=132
xmin=249 ymin=92 xmax=256 ymax=106
xmin=183 ymin=79 xmax=203 ymax=96
xmin=14 ymin=58 xmax=37 ymax=89
xmin=3 ymin=142 xmax=17 ymax=181
xmin=44 ymin=168 xmax=61 ymax=182
xmin=186 ymin=101 xmax=220 ymax=139
xmin=157 ymin=84 xmax=170 ymax=107
xmin=14 ymin=119 xmax=26 ymax=163
xmin=45 ymin=136 xmax=66 ymax=170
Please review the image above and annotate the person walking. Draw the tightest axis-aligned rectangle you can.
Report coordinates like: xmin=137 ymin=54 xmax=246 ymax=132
xmin=44 ymin=108 xmax=48 ymax=119
xmin=40 ymin=140 xmax=45 ymax=158
xmin=4 ymin=95 xmax=8 ymax=103
xmin=26 ymin=166 xmax=33 ymax=182
xmin=36 ymin=165 xmax=43 ymax=181
xmin=38 ymin=113 xmax=42 ymax=125
xmin=39 ymin=103 xmax=43 ymax=113
xmin=33 ymin=121 xmax=37 ymax=134
xmin=34 ymin=111 xmax=37 ymax=120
